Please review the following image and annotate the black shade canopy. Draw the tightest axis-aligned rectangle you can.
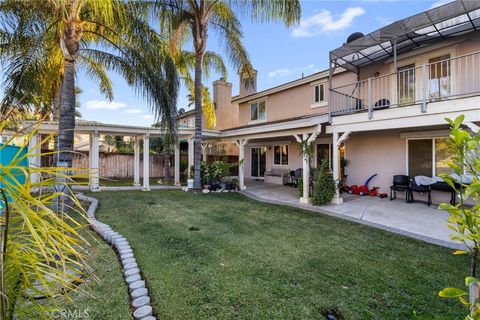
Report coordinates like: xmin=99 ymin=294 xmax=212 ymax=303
xmin=330 ymin=0 xmax=480 ymax=73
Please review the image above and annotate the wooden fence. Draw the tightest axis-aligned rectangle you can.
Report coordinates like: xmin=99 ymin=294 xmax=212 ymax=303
xmin=42 ymin=152 xmax=174 ymax=179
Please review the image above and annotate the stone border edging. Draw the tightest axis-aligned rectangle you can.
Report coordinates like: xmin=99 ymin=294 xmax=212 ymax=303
xmin=240 ymin=190 xmax=464 ymax=250
xmin=76 ymin=193 xmax=157 ymax=320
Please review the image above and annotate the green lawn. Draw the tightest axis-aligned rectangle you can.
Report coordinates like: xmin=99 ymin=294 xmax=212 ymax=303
xmin=51 ymin=226 xmax=131 ymax=320
xmin=92 ymin=190 xmax=467 ymax=320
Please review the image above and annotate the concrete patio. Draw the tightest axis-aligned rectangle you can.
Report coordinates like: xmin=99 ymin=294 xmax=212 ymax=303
xmin=243 ymin=179 xmax=460 ymax=249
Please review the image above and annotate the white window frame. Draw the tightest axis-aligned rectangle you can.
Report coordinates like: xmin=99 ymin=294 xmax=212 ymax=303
xmin=249 ymin=99 xmax=267 ymax=123
xmin=273 ymin=144 xmax=289 ymax=166
xmin=405 ymin=136 xmax=450 ymax=177
xmin=311 ymin=82 xmax=327 ymax=108
xmin=389 ymin=46 xmax=458 ymax=105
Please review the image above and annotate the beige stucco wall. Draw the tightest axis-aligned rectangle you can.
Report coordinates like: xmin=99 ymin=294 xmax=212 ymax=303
xmin=237 ymin=80 xmax=329 ymax=126
xmin=344 ymin=129 xmax=460 ymax=205
xmin=345 ymin=130 xmax=406 ymax=193
xmin=213 ymin=80 xmax=239 ymax=130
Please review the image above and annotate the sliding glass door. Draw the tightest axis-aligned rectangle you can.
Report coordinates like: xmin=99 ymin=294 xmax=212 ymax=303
xmin=251 ymin=147 xmax=266 ymax=178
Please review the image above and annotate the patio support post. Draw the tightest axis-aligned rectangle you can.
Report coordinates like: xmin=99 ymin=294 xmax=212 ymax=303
xmin=133 ymin=136 xmax=140 ymax=186
xmin=294 ymin=125 xmax=321 ymax=204
xmin=300 ymin=133 xmax=311 ymax=204
xmin=188 ymin=137 xmax=194 ymax=177
xmin=28 ymin=133 xmax=41 ymax=184
xmin=90 ymin=131 xmax=100 ymax=192
xmin=235 ymin=139 xmax=249 ymax=190
xmin=332 ymin=131 xmax=343 ymax=204
xmin=174 ymin=142 xmax=180 ymax=186
xmin=142 ymin=133 xmax=150 ymax=191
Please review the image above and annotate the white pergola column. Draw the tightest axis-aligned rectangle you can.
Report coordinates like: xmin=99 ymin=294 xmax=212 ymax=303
xmin=301 ymin=133 xmax=311 ymax=204
xmin=133 ymin=137 xmax=140 ymax=186
xmin=235 ymin=139 xmax=249 ymax=190
xmin=89 ymin=131 xmax=100 ymax=191
xmin=187 ymin=137 xmax=194 ymax=177
xmin=28 ymin=133 xmax=41 ymax=184
xmin=332 ymin=131 xmax=351 ymax=204
xmin=294 ymin=127 xmax=320 ymax=204
xmin=142 ymin=133 xmax=150 ymax=191
xmin=174 ymin=141 xmax=180 ymax=186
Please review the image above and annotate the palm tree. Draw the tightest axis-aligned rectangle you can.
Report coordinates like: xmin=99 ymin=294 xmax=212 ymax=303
xmin=0 ymin=0 xmax=179 ymax=169
xmin=164 ymin=0 xmax=301 ymax=189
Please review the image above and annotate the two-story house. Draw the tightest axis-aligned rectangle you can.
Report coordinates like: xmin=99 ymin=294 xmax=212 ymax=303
xmin=180 ymin=0 xmax=480 ymax=205
xmin=327 ymin=0 xmax=480 ymax=204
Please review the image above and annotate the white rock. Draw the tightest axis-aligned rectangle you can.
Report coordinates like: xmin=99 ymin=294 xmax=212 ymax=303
xmin=124 ymin=268 xmax=140 ymax=277
xmin=121 ymin=253 xmax=134 ymax=260
xmin=202 ymin=189 xmax=210 ymax=193
xmin=131 ymin=287 xmax=148 ymax=299
xmin=133 ymin=305 xmax=152 ymax=319
xmin=122 ymin=257 xmax=136 ymax=265
xmin=132 ymin=296 xmax=150 ymax=308
xmin=125 ymin=274 xmax=141 ymax=284
xmin=124 ymin=262 xmax=138 ymax=270
xmin=129 ymin=280 xmax=145 ymax=291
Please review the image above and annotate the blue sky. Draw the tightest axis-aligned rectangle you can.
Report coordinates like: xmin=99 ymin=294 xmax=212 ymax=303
xmin=75 ymin=0 xmax=450 ymax=125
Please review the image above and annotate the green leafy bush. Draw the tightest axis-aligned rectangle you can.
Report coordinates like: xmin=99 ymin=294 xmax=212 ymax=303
xmin=438 ymin=115 xmax=480 ymax=318
xmin=312 ymin=159 xmax=335 ymax=206
xmin=297 ymin=177 xmax=303 ymax=198
xmin=200 ymin=161 xmax=210 ymax=185
xmin=209 ymin=161 xmax=231 ymax=183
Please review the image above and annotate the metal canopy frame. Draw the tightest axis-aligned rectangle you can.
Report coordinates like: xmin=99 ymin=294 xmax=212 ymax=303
xmin=329 ymin=0 xmax=480 ymax=74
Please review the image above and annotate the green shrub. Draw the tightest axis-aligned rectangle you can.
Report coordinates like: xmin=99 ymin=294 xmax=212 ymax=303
xmin=312 ymin=159 xmax=335 ymax=206
xmin=297 ymin=177 xmax=303 ymax=198
xmin=200 ymin=161 xmax=210 ymax=184
xmin=209 ymin=161 xmax=231 ymax=183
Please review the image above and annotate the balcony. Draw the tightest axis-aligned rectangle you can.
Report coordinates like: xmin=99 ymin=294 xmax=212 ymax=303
xmin=330 ymin=51 xmax=480 ymax=118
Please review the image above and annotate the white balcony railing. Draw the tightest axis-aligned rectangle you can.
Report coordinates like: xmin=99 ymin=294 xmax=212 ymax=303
xmin=330 ymin=51 xmax=480 ymax=118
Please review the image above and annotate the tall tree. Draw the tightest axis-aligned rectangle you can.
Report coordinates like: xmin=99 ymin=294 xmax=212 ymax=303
xmin=0 ymin=0 xmax=179 ymax=169
xmin=164 ymin=0 xmax=301 ymax=189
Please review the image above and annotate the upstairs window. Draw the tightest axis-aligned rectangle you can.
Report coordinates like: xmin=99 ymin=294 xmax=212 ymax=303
xmin=251 ymin=100 xmax=266 ymax=121
xmin=314 ymin=84 xmax=325 ymax=103
xmin=429 ymin=54 xmax=451 ymax=99
xmin=274 ymin=145 xmax=288 ymax=165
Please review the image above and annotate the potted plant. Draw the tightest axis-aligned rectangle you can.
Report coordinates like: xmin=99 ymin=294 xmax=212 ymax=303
xmin=187 ymin=165 xmax=194 ymax=189
xmin=201 ymin=161 xmax=210 ymax=189
xmin=231 ymin=178 xmax=239 ymax=191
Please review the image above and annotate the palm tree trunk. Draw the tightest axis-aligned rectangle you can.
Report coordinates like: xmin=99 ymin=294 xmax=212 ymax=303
xmin=193 ymin=52 xmax=203 ymax=189
xmin=53 ymin=75 xmax=63 ymax=164
xmin=57 ymin=60 xmax=76 ymax=168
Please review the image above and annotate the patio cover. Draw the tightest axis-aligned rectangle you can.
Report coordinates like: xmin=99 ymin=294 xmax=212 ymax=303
xmin=329 ymin=0 xmax=480 ymax=73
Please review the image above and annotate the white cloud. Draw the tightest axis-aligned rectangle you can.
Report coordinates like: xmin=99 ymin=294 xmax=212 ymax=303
xmin=430 ymin=0 xmax=453 ymax=9
xmin=85 ymin=100 xmax=127 ymax=110
xmin=292 ymin=7 xmax=365 ymax=38
xmin=124 ymin=108 xmax=142 ymax=114
xmin=268 ymin=64 xmax=317 ymax=78
xmin=268 ymin=68 xmax=292 ymax=78
xmin=142 ymin=115 xmax=154 ymax=120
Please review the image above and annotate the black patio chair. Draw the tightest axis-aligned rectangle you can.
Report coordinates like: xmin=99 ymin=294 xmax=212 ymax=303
xmin=431 ymin=181 xmax=458 ymax=205
xmin=292 ymin=168 xmax=303 ymax=188
xmin=409 ymin=178 xmax=432 ymax=206
xmin=389 ymin=175 xmax=410 ymax=202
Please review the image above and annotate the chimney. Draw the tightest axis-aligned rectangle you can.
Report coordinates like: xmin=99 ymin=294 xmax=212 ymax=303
xmin=213 ymin=79 xmax=232 ymax=108
xmin=239 ymin=69 xmax=257 ymax=98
